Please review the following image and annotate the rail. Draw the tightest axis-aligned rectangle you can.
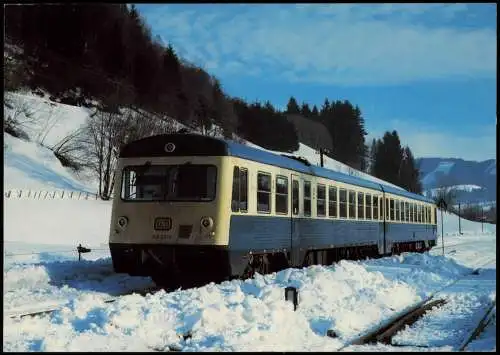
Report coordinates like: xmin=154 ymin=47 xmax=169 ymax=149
xmin=332 ymin=258 xmax=495 ymax=350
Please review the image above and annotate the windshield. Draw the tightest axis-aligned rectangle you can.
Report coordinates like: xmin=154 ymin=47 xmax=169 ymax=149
xmin=121 ymin=164 xmax=217 ymax=202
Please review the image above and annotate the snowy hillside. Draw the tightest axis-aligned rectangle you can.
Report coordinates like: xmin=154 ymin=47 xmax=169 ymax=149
xmin=4 ymin=91 xmax=404 ymax=195
xmin=4 ymin=132 xmax=94 ymax=192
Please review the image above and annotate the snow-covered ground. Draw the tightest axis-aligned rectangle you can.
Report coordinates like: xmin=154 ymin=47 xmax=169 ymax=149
xmin=3 ymin=195 xmax=496 ymax=351
xmin=3 ymin=91 xmax=496 ymax=351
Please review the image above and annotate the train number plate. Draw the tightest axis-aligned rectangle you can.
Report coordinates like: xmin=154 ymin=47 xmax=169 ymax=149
xmin=154 ymin=217 xmax=172 ymax=231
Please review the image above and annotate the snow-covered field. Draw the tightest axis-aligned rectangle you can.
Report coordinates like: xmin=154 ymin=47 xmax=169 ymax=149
xmin=3 ymin=91 xmax=496 ymax=351
xmin=3 ymin=195 xmax=496 ymax=351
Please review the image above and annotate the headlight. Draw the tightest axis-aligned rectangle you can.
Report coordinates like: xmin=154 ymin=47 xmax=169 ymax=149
xmin=117 ymin=216 xmax=129 ymax=230
xmin=200 ymin=216 xmax=214 ymax=230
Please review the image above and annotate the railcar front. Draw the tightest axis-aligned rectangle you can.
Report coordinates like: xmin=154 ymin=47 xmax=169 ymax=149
xmin=108 ymin=134 xmax=234 ymax=289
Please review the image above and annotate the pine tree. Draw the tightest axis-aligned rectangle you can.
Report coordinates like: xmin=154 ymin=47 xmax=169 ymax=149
xmin=301 ymin=102 xmax=312 ymax=117
xmin=372 ymin=130 xmax=404 ymax=186
xmin=399 ymin=146 xmax=423 ymax=193
xmin=311 ymin=105 xmax=319 ymax=117
xmin=286 ymin=96 xmax=300 ymax=114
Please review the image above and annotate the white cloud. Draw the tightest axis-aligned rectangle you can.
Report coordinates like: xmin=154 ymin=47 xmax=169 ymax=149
xmin=142 ymin=4 xmax=496 ymax=85
xmin=366 ymin=119 xmax=496 ymax=161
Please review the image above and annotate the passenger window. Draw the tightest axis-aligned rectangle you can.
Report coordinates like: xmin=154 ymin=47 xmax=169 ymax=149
xmin=304 ymin=181 xmax=311 ymax=216
xmin=328 ymin=186 xmax=337 ymax=218
xmin=412 ymin=203 xmax=416 ymax=222
xmin=339 ymin=189 xmax=347 ymax=218
xmin=257 ymin=173 xmax=271 ymax=213
xmin=395 ymin=200 xmax=400 ymax=222
xmin=358 ymin=192 xmax=364 ymax=219
xmin=365 ymin=194 xmax=372 ymax=220
xmin=348 ymin=190 xmax=356 ymax=219
xmin=231 ymin=167 xmax=248 ymax=212
xmin=275 ymin=176 xmax=288 ymax=214
xmin=406 ymin=202 xmax=410 ymax=222
xmin=317 ymin=184 xmax=326 ymax=217
xmin=386 ymin=198 xmax=390 ymax=220
xmin=373 ymin=196 xmax=379 ymax=220
xmin=292 ymin=180 xmax=299 ymax=215
xmin=240 ymin=168 xmax=248 ymax=212
xmin=231 ymin=167 xmax=240 ymax=212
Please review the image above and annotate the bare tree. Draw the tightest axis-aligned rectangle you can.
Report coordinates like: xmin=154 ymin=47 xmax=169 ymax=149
xmin=83 ymin=96 xmax=179 ymax=200
xmin=432 ymin=176 xmax=458 ymax=212
xmin=3 ymin=92 xmax=41 ymax=140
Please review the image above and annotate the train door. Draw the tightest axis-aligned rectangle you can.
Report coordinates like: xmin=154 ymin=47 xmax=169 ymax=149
xmin=381 ymin=190 xmax=389 ymax=254
xmin=290 ymin=174 xmax=301 ymax=266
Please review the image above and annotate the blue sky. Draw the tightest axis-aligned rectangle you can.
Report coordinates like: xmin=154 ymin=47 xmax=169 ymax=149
xmin=135 ymin=4 xmax=497 ymax=161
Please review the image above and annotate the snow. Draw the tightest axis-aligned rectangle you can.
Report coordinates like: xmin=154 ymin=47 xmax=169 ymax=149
xmin=244 ymin=140 xmax=406 ymax=190
xmin=4 ymin=132 xmax=94 ymax=192
xmin=3 ymin=91 xmax=496 ymax=351
xmin=3 ymin=191 xmax=496 ymax=351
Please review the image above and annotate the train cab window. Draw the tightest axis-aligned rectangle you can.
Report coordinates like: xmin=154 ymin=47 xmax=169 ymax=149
xmin=304 ymin=181 xmax=311 ymax=216
xmin=373 ymin=196 xmax=379 ymax=220
xmin=357 ymin=192 xmax=364 ymax=219
xmin=339 ymin=189 xmax=347 ymax=218
xmin=231 ymin=167 xmax=248 ymax=212
xmin=317 ymin=184 xmax=326 ymax=217
xmin=348 ymin=190 xmax=356 ymax=219
xmin=121 ymin=164 xmax=216 ymax=202
xmin=257 ymin=173 xmax=271 ymax=213
xmin=365 ymin=194 xmax=372 ymax=220
xmin=292 ymin=180 xmax=299 ymax=215
xmin=275 ymin=176 xmax=289 ymax=214
xmin=329 ymin=186 xmax=338 ymax=218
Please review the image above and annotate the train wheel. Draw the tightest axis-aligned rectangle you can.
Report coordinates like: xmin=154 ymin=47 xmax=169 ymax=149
xmin=151 ymin=270 xmax=181 ymax=291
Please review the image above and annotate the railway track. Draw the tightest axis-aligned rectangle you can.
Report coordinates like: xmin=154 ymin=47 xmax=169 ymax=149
xmin=6 ymin=286 xmax=161 ymax=319
xmin=459 ymin=298 xmax=496 ymax=351
xmin=331 ymin=258 xmax=496 ymax=351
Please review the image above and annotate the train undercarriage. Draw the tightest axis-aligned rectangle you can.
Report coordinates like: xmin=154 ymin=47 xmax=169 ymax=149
xmin=110 ymin=239 xmax=435 ymax=290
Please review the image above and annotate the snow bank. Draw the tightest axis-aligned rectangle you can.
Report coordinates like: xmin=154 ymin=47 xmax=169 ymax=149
xmin=3 ymin=252 xmax=495 ymax=352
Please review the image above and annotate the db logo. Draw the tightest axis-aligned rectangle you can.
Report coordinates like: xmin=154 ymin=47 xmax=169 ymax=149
xmin=164 ymin=142 xmax=176 ymax=153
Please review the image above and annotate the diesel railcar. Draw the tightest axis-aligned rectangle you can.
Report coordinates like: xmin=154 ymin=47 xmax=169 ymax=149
xmin=109 ymin=133 xmax=437 ymax=289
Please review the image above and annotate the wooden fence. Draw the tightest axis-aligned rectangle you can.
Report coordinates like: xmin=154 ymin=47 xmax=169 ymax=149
xmin=4 ymin=189 xmax=102 ymax=200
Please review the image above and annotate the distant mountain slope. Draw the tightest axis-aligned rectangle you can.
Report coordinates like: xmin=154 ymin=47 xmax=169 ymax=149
xmin=417 ymin=157 xmax=496 ymax=204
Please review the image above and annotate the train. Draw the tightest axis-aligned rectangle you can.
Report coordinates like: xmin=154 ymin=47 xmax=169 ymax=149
xmin=109 ymin=133 xmax=438 ymax=289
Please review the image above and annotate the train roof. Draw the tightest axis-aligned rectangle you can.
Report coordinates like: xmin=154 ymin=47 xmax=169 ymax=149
xmin=119 ymin=133 xmax=433 ymax=203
